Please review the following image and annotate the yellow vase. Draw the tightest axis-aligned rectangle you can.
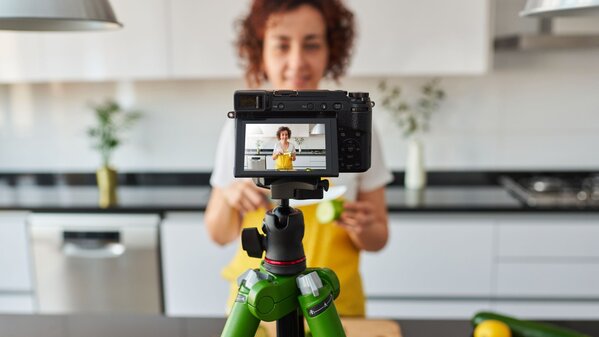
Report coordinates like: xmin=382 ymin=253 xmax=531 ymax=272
xmin=96 ymin=166 xmax=118 ymax=208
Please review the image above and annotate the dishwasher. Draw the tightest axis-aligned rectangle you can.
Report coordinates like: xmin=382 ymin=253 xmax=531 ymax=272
xmin=28 ymin=213 xmax=162 ymax=314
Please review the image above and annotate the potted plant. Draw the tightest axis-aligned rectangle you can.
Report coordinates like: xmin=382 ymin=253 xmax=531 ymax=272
xmin=87 ymin=99 xmax=142 ymax=207
xmin=293 ymin=137 xmax=305 ymax=153
xmin=379 ymin=78 xmax=446 ymax=189
xmin=255 ymin=139 xmax=264 ymax=154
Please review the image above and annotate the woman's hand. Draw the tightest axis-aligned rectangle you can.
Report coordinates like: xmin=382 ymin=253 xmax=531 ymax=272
xmin=336 ymin=200 xmax=376 ymax=235
xmin=335 ymin=187 xmax=389 ymax=251
xmin=224 ymin=180 xmax=271 ymax=214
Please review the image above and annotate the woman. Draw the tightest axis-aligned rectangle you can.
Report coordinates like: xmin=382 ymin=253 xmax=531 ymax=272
xmin=206 ymin=0 xmax=393 ymax=316
xmin=272 ymin=126 xmax=296 ymax=170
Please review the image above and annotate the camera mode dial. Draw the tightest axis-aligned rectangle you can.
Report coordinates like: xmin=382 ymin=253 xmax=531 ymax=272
xmin=349 ymin=92 xmax=369 ymax=99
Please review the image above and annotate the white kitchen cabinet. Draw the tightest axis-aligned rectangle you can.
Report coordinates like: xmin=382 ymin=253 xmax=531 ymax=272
xmin=161 ymin=212 xmax=237 ymax=317
xmin=0 ymin=0 xmax=169 ymax=82
xmin=367 ymin=299 xmax=490 ymax=319
xmin=293 ymin=156 xmax=311 ymax=168
xmin=361 ymin=214 xmax=495 ymax=297
xmin=361 ymin=213 xmax=599 ymax=319
xmin=494 ymin=215 xmax=599 ymax=300
xmin=497 ymin=215 xmax=599 ymax=258
xmin=492 ymin=301 xmax=599 ymax=320
xmin=168 ymin=0 xmax=245 ymax=78
xmin=0 ymin=34 xmax=45 ymax=82
xmin=0 ymin=211 xmax=33 ymax=292
xmin=266 ymin=156 xmax=275 ymax=170
xmin=0 ymin=294 xmax=35 ymax=314
xmin=0 ymin=0 xmax=491 ymax=82
xmin=346 ymin=0 xmax=491 ymax=76
xmin=496 ymin=263 xmax=599 ymax=298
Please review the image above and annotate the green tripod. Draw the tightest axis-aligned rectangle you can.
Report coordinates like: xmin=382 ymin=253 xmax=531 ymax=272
xmin=221 ymin=177 xmax=347 ymax=337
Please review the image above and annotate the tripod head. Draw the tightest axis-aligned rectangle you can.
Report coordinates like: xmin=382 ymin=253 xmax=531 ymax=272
xmin=241 ymin=177 xmax=329 ymax=275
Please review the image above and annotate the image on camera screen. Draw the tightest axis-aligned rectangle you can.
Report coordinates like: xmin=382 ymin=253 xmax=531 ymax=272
xmin=244 ymin=123 xmax=327 ymax=172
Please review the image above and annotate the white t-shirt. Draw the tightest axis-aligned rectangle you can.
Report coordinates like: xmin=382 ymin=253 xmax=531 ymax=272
xmin=273 ymin=141 xmax=296 ymax=156
xmin=210 ymin=119 xmax=394 ymax=201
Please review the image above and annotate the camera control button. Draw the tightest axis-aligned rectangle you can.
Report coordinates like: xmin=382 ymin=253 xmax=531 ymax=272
xmin=320 ymin=103 xmax=327 ymax=110
xmin=333 ymin=103 xmax=342 ymax=110
xmin=306 ymin=103 xmax=314 ymax=110
xmin=277 ymin=103 xmax=285 ymax=109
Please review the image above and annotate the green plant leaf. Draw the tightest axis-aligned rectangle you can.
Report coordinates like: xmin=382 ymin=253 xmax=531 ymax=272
xmin=377 ymin=77 xmax=447 ymax=138
xmin=87 ymin=99 xmax=143 ymax=167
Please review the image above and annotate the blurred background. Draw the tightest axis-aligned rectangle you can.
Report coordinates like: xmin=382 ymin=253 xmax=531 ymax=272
xmin=0 ymin=0 xmax=598 ymax=334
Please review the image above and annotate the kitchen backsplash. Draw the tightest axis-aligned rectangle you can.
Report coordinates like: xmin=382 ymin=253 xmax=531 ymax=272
xmin=1 ymin=49 xmax=598 ymax=172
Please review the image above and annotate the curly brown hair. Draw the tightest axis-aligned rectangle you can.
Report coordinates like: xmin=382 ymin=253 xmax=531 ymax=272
xmin=236 ymin=0 xmax=355 ymax=88
xmin=276 ymin=126 xmax=292 ymax=139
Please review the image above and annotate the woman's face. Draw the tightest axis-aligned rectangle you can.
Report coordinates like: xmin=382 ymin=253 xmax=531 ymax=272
xmin=279 ymin=130 xmax=290 ymax=141
xmin=262 ymin=5 xmax=329 ymax=90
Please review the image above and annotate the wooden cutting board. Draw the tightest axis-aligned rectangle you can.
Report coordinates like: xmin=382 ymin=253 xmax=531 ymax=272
xmin=259 ymin=318 xmax=402 ymax=337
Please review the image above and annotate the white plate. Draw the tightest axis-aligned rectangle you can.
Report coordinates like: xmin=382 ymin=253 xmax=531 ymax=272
xmin=288 ymin=185 xmax=347 ymax=207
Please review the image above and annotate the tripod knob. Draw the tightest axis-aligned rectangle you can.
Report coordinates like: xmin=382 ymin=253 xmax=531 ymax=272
xmin=242 ymin=228 xmax=265 ymax=258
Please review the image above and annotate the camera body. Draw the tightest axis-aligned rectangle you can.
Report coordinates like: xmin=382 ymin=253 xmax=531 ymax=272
xmin=231 ymin=90 xmax=372 ymax=178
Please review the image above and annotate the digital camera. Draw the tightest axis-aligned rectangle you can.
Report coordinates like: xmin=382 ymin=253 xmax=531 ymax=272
xmin=230 ymin=90 xmax=373 ymax=178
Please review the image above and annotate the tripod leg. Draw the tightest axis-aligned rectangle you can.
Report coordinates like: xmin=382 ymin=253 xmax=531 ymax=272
xmin=297 ymin=272 xmax=346 ymax=337
xmin=276 ymin=308 xmax=304 ymax=337
xmin=221 ymin=287 xmax=260 ymax=337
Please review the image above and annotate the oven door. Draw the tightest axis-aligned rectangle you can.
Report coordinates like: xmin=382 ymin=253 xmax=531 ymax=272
xmin=28 ymin=213 xmax=162 ymax=314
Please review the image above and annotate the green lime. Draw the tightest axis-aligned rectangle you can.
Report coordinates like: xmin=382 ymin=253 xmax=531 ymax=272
xmin=316 ymin=199 xmax=344 ymax=224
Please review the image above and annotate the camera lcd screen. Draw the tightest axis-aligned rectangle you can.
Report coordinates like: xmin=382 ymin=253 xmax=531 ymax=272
xmin=234 ymin=118 xmax=339 ymax=178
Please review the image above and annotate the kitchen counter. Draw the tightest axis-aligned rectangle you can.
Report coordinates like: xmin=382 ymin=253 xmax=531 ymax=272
xmin=1 ymin=171 xmax=598 ymax=213
xmin=245 ymin=149 xmax=325 ymax=156
xmin=0 ymin=185 xmax=212 ymax=213
xmin=0 ymin=314 xmax=597 ymax=337
xmin=2 ymin=185 xmax=598 ymax=213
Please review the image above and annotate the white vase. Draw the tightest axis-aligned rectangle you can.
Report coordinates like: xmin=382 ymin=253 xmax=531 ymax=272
xmin=405 ymin=137 xmax=427 ymax=189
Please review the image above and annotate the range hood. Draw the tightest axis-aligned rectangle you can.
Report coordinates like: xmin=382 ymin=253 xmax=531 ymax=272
xmin=495 ymin=17 xmax=599 ymax=50
xmin=494 ymin=0 xmax=599 ymax=51
xmin=521 ymin=0 xmax=599 ymax=18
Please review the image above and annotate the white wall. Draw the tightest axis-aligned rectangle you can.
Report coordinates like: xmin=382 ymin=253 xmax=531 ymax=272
xmin=0 ymin=49 xmax=598 ymax=172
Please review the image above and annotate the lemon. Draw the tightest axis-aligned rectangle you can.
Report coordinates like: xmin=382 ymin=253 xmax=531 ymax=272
xmin=474 ymin=320 xmax=512 ymax=337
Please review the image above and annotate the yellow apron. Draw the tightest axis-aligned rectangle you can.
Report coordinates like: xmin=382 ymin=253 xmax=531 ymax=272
xmin=275 ymin=152 xmax=293 ymax=170
xmin=222 ymin=203 xmax=365 ymax=317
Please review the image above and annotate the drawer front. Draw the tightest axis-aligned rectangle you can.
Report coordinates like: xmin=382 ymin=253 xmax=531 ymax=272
xmin=366 ymin=299 xmax=490 ymax=319
xmin=497 ymin=216 xmax=599 ymax=258
xmin=492 ymin=301 xmax=599 ymax=320
xmin=362 ymin=215 xmax=494 ymax=297
xmin=0 ymin=294 xmax=35 ymax=314
xmin=496 ymin=262 xmax=599 ymax=297
xmin=0 ymin=212 xmax=33 ymax=291
xmin=161 ymin=213 xmax=237 ymax=317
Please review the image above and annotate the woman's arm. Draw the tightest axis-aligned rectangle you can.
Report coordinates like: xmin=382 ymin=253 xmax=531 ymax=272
xmin=336 ymin=186 xmax=389 ymax=251
xmin=272 ymin=143 xmax=281 ymax=160
xmin=205 ymin=180 xmax=270 ymax=246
